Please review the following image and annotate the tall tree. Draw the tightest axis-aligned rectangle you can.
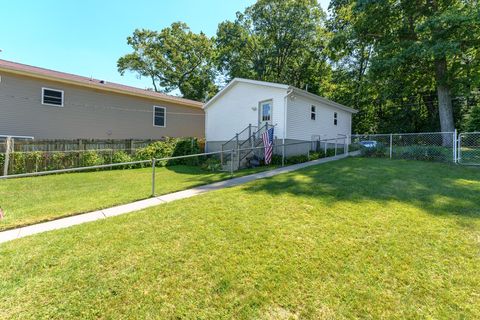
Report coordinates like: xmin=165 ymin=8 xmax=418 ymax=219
xmin=118 ymin=22 xmax=217 ymax=101
xmin=216 ymin=0 xmax=331 ymax=95
xmin=329 ymin=0 xmax=480 ymax=134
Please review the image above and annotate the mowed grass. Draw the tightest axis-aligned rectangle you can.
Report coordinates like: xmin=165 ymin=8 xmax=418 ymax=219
xmin=1 ymin=158 xmax=479 ymax=319
xmin=0 ymin=165 xmax=265 ymax=231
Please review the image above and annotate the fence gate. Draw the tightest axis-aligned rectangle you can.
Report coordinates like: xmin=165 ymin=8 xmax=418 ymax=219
xmin=458 ymin=132 xmax=480 ymax=165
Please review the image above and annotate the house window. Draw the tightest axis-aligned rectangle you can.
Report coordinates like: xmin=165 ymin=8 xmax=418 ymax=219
xmin=153 ymin=106 xmax=166 ymax=127
xmin=311 ymin=105 xmax=316 ymax=120
xmin=334 ymin=112 xmax=338 ymax=126
xmin=260 ymin=100 xmax=272 ymax=122
xmin=42 ymin=88 xmax=64 ymax=107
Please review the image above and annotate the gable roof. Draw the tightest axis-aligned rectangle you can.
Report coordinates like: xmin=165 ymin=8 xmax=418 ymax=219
xmin=0 ymin=59 xmax=203 ymax=109
xmin=203 ymin=78 xmax=358 ymax=114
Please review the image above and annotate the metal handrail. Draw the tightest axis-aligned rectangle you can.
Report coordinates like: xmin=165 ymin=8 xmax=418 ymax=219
xmin=221 ymin=124 xmax=256 ymax=149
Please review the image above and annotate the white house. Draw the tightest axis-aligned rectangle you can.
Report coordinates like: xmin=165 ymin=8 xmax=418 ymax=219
xmin=204 ymin=78 xmax=358 ymax=153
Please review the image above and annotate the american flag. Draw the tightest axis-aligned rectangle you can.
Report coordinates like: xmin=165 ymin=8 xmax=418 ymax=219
xmin=262 ymin=127 xmax=275 ymax=164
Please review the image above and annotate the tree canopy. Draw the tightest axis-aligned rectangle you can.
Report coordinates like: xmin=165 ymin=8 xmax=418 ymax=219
xmin=118 ymin=0 xmax=480 ymax=133
xmin=117 ymin=22 xmax=216 ymax=101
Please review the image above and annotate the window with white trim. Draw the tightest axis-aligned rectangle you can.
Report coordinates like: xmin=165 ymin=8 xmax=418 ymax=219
xmin=42 ymin=88 xmax=64 ymax=107
xmin=153 ymin=106 xmax=166 ymax=127
xmin=311 ymin=105 xmax=316 ymax=120
xmin=334 ymin=112 xmax=338 ymax=126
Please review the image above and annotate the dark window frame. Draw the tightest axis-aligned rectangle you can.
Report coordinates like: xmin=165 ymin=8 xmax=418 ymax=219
xmin=153 ymin=106 xmax=166 ymax=127
xmin=42 ymin=88 xmax=64 ymax=107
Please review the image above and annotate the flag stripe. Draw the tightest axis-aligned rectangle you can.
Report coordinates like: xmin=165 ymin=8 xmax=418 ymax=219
xmin=262 ymin=127 xmax=274 ymax=164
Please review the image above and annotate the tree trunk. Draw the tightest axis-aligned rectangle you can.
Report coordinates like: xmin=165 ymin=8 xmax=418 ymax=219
xmin=435 ymin=57 xmax=455 ymax=132
xmin=435 ymin=57 xmax=455 ymax=146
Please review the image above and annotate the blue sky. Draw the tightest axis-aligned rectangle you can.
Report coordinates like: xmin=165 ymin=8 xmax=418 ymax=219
xmin=0 ymin=0 xmax=330 ymax=90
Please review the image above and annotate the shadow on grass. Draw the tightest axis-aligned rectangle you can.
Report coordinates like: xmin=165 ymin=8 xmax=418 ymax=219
xmin=240 ymin=157 xmax=480 ymax=219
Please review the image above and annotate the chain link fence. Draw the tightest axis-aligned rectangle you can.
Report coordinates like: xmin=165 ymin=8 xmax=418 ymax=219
xmin=458 ymin=132 xmax=480 ymax=165
xmin=351 ymin=132 xmax=457 ymax=163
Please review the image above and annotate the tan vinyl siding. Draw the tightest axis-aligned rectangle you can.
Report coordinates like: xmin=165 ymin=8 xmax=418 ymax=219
xmin=0 ymin=73 xmax=204 ymax=139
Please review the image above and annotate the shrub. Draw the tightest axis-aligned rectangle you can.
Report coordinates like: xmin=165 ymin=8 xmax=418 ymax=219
xmin=112 ymin=151 xmax=133 ymax=164
xmin=170 ymin=138 xmax=202 ymax=166
xmin=0 ymin=153 xmax=4 ymax=173
xmin=360 ymin=143 xmax=387 ymax=158
xmin=309 ymin=151 xmax=325 ymax=160
xmin=51 ymin=152 xmax=67 ymax=170
xmin=201 ymin=157 xmax=222 ymax=171
xmin=111 ymin=151 xmax=133 ymax=169
xmin=81 ymin=150 xmax=104 ymax=167
xmin=135 ymin=138 xmax=203 ymax=167
xmin=326 ymin=148 xmax=337 ymax=157
xmin=286 ymin=154 xmax=309 ymax=165
xmin=398 ymin=145 xmax=447 ymax=162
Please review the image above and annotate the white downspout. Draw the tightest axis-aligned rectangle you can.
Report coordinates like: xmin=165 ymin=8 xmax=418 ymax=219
xmin=283 ymin=89 xmax=293 ymax=160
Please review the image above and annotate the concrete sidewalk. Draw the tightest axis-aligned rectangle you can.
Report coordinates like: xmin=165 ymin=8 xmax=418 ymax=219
xmin=0 ymin=154 xmax=351 ymax=244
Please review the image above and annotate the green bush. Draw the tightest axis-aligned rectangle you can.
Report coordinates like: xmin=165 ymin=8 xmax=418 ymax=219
xmin=360 ymin=143 xmax=387 ymax=158
xmin=397 ymin=145 xmax=447 ymax=162
xmin=0 ymin=153 xmax=4 ymax=173
xmin=51 ymin=152 xmax=66 ymax=170
xmin=170 ymin=138 xmax=202 ymax=166
xmin=111 ymin=151 xmax=133 ymax=169
xmin=286 ymin=154 xmax=309 ymax=165
xmin=309 ymin=151 xmax=325 ymax=160
xmin=112 ymin=151 xmax=133 ymax=164
xmin=326 ymin=148 xmax=337 ymax=157
xmin=201 ymin=157 xmax=222 ymax=171
xmin=81 ymin=151 xmax=105 ymax=167
xmin=464 ymin=104 xmax=480 ymax=132
xmin=135 ymin=137 xmax=203 ymax=167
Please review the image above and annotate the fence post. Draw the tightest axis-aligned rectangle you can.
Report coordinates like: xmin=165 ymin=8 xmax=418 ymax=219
xmin=282 ymin=143 xmax=285 ymax=167
xmin=453 ymin=129 xmax=457 ymax=164
xmin=334 ymin=138 xmax=338 ymax=156
xmin=230 ymin=149 xmax=234 ymax=176
xmin=324 ymin=141 xmax=327 ymax=156
xmin=3 ymin=136 xmax=12 ymax=176
xmin=389 ymin=134 xmax=393 ymax=159
xmin=151 ymin=158 xmax=156 ymax=197
xmin=236 ymin=133 xmax=240 ymax=169
xmin=220 ymin=145 xmax=224 ymax=165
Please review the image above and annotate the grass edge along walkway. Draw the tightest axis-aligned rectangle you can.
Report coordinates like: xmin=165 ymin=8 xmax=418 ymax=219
xmin=0 ymin=153 xmax=351 ymax=244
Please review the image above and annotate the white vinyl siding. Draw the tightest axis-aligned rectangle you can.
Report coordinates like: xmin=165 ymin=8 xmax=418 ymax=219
xmin=287 ymin=95 xmax=352 ymax=141
xmin=153 ymin=106 xmax=166 ymax=127
xmin=42 ymin=87 xmax=64 ymax=107
xmin=205 ymin=82 xmax=286 ymax=142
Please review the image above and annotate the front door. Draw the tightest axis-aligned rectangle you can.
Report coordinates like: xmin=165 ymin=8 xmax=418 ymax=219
xmin=259 ymin=100 xmax=273 ymax=127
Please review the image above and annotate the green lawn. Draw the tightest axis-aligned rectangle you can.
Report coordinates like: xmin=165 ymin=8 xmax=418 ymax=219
xmin=0 ymin=165 xmax=266 ymax=231
xmin=1 ymin=158 xmax=479 ymax=319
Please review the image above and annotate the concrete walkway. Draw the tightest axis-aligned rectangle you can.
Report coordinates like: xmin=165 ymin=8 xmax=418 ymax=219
xmin=0 ymin=154 xmax=352 ymax=244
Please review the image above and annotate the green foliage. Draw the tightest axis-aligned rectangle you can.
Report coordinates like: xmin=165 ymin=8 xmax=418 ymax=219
xmin=397 ymin=146 xmax=449 ymax=162
xmin=0 ymin=153 xmax=4 ymax=172
xmin=118 ymin=22 xmax=217 ymax=100
xmin=134 ymin=138 xmax=202 ymax=167
xmin=285 ymin=154 xmax=309 ymax=165
xmin=360 ymin=144 xmax=387 ymax=158
xmin=216 ymin=0 xmax=331 ymax=94
xmin=111 ymin=151 xmax=133 ymax=169
xmin=328 ymin=0 xmax=480 ymax=133
xmin=81 ymin=151 xmax=105 ymax=167
xmin=201 ymin=157 xmax=222 ymax=172
xmin=464 ymin=104 xmax=480 ymax=132
xmin=170 ymin=138 xmax=202 ymax=166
